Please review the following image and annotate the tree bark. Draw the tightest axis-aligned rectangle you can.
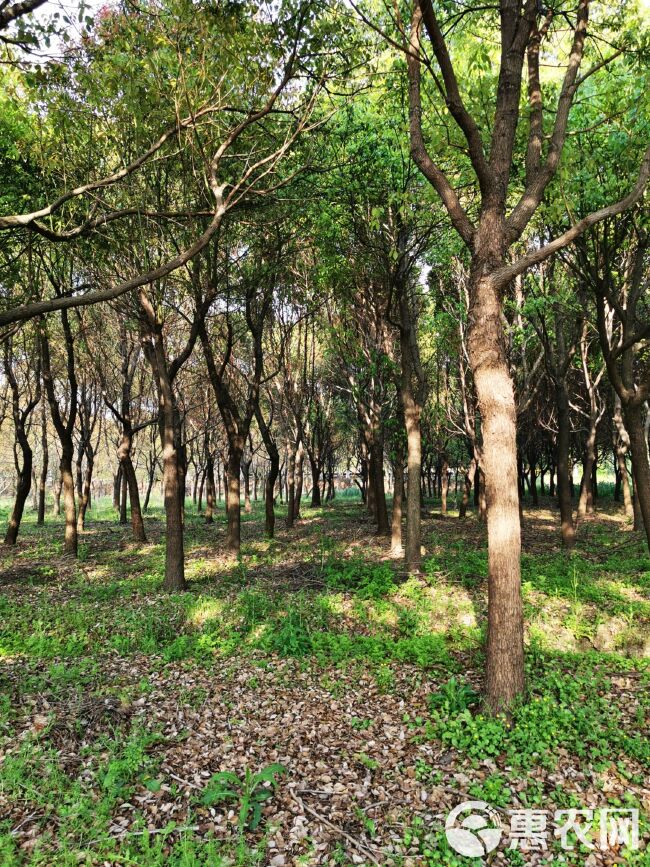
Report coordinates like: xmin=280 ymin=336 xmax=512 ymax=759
xmin=204 ymin=455 xmax=215 ymax=524
xmin=120 ymin=442 xmax=146 ymax=541
xmin=310 ymin=456 xmax=321 ymax=507
xmin=370 ymin=434 xmax=389 ymax=535
xmin=76 ymin=447 xmax=93 ymax=532
xmin=37 ymin=402 xmax=48 ymax=525
xmin=5 ymin=442 xmax=32 ymax=545
xmin=466 ymin=245 xmax=524 ymax=713
xmin=294 ymin=442 xmax=304 ymax=519
xmin=119 ymin=466 xmax=128 ymax=524
xmin=53 ymin=475 xmax=62 ymax=516
xmin=440 ymin=454 xmax=449 ymax=514
xmin=625 ymin=403 xmax=650 ymax=549
xmin=555 ymin=379 xmax=576 ymax=549
xmin=40 ymin=314 xmax=78 ymax=556
xmin=459 ymin=458 xmax=476 ymax=519
xmin=391 ymin=437 xmax=404 ymax=554
xmin=286 ymin=442 xmax=296 ymax=528
xmin=226 ymin=450 xmax=242 ymax=555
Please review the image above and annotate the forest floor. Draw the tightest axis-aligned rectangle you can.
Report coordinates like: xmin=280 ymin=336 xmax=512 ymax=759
xmin=0 ymin=492 xmax=648 ymax=866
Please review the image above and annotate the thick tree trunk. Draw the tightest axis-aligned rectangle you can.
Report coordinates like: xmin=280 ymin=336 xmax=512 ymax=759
xmin=113 ymin=466 xmax=122 ymax=512
xmin=286 ymin=443 xmax=296 ymax=528
xmin=613 ymin=395 xmax=634 ymax=519
xmin=243 ymin=459 xmax=252 ymax=513
xmin=37 ymin=403 xmax=48 ymax=525
xmin=5 ymin=446 xmax=32 ymax=545
xmin=119 ymin=466 xmax=128 ymax=524
xmin=294 ymin=443 xmax=304 ymax=519
xmin=310 ymin=457 xmax=321 ymax=507
xmin=122 ymin=452 xmax=146 ymax=541
xmin=577 ymin=423 xmax=599 ymax=525
xmin=142 ymin=316 xmax=186 ymax=590
xmin=440 ymin=455 xmax=449 ymax=515
xmin=264 ymin=452 xmax=279 ymax=538
xmin=459 ymin=459 xmax=476 ymax=519
xmin=618 ymin=452 xmax=633 ymax=519
xmin=391 ymin=438 xmax=404 ymax=554
xmin=197 ymin=469 xmax=205 ymax=513
xmin=370 ymin=435 xmax=390 ymax=535
xmin=60 ymin=449 xmax=78 ymax=556
xmin=624 ymin=403 xmax=650 ymax=549
xmin=77 ymin=452 xmax=93 ymax=532
xmin=226 ymin=451 xmax=242 ymax=556
xmin=467 ymin=251 xmax=524 ymax=712
xmin=403 ymin=398 xmax=422 ymax=570
xmin=160 ymin=411 xmax=185 ymax=590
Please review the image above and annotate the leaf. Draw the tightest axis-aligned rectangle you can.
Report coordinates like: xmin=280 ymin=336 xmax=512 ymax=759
xmin=252 ymin=763 xmax=287 ymax=787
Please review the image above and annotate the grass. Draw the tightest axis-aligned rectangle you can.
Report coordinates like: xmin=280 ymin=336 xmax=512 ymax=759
xmin=0 ymin=493 xmax=648 ymax=864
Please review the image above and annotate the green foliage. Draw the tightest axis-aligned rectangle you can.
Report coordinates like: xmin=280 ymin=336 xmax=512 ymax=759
xmin=323 ymin=557 xmax=396 ymax=599
xmin=1 ymin=498 xmax=648 ymax=864
xmin=426 ymin=663 xmax=650 ymax=770
xmin=198 ymin=764 xmax=287 ymax=833
xmin=428 ymin=676 xmax=479 ymax=715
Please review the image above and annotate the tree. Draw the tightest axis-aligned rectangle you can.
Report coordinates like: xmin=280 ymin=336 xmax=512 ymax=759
xmin=362 ymin=0 xmax=650 ymax=710
xmin=3 ymin=329 xmax=40 ymax=544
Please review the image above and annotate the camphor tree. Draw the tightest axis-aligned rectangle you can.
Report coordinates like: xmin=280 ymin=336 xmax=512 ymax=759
xmin=355 ymin=0 xmax=650 ymax=710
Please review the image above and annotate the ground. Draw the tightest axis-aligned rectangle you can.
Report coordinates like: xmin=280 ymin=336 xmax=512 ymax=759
xmin=0 ymin=490 xmax=648 ymax=866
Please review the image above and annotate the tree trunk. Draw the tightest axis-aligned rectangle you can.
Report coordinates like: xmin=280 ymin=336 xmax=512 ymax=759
xmin=197 ymin=469 xmax=205 ymax=513
xmin=294 ymin=443 xmax=304 ymax=519
xmin=264 ymin=452 xmax=279 ymax=538
xmin=160 ymin=408 xmax=185 ymax=590
xmin=226 ymin=450 xmax=242 ymax=556
xmin=477 ymin=467 xmax=487 ymax=521
xmin=37 ymin=403 xmax=48 ymax=526
xmin=625 ymin=403 xmax=650 ymax=549
xmin=403 ymin=397 xmax=422 ymax=570
xmin=120 ymin=466 xmax=128 ymax=524
xmin=243 ymin=459 xmax=252 ymax=513
xmin=143 ymin=464 xmax=155 ymax=513
xmin=613 ymin=395 xmax=634 ymax=519
xmin=577 ymin=424 xmax=599 ymax=526
xmin=122 ymin=452 xmax=146 ymax=541
xmin=459 ymin=459 xmax=476 ymax=519
xmin=555 ymin=379 xmax=576 ymax=548
xmin=77 ymin=451 xmax=93 ymax=532
xmin=440 ymin=455 xmax=449 ymax=515
xmin=53 ymin=475 xmax=62 ymax=516
xmin=5 ymin=444 xmax=32 ymax=545
xmin=286 ymin=443 xmax=296 ymax=528
xmin=60 ymin=448 xmax=78 ymax=556
xmin=310 ymin=456 xmax=321 ymax=507
xmin=204 ymin=456 xmax=215 ymax=524
xmin=528 ymin=449 xmax=538 ymax=507
xmin=113 ymin=466 xmax=122 ymax=512
xmin=391 ymin=438 xmax=404 ymax=554
xmin=466 ymin=255 xmax=524 ymax=712
xmin=370 ymin=435 xmax=389 ymax=535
